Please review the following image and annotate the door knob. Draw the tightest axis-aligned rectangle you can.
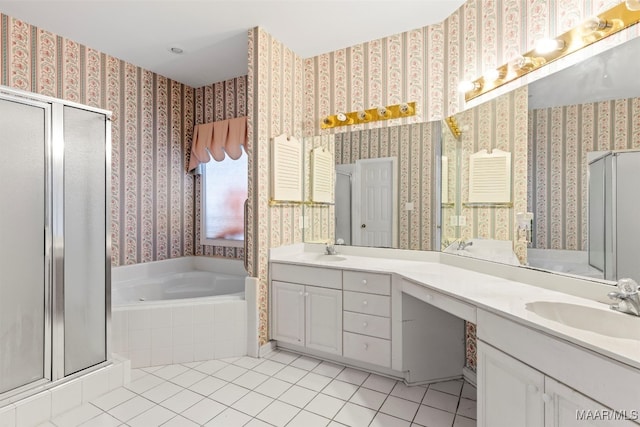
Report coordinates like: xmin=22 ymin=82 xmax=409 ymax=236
xmin=361 ymin=224 xmax=366 ymax=228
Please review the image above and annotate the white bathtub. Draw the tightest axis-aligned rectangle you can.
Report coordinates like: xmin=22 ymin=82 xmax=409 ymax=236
xmin=111 ymin=256 xmax=251 ymax=368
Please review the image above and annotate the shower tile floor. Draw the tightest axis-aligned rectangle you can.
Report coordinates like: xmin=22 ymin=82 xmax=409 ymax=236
xmin=42 ymin=350 xmax=476 ymax=427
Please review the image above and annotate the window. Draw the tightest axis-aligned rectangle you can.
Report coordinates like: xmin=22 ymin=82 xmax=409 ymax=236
xmin=200 ymin=146 xmax=247 ymax=246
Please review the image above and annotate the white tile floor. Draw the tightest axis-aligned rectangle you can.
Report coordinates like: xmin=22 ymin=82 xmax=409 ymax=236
xmin=42 ymin=350 xmax=476 ymax=427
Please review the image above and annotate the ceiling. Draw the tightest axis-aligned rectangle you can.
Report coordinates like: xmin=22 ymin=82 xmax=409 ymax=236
xmin=0 ymin=1 xmax=465 ymax=88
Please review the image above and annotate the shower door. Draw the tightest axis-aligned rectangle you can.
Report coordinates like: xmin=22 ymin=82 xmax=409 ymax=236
xmin=0 ymin=96 xmax=51 ymax=395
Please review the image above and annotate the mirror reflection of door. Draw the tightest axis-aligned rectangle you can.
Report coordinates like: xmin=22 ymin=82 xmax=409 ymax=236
xmin=352 ymin=157 xmax=398 ymax=248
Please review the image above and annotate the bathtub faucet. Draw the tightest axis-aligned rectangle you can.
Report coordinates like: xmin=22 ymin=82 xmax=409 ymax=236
xmin=457 ymin=240 xmax=473 ymax=250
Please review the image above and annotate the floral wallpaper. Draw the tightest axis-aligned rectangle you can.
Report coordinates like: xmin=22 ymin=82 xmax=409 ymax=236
xmin=448 ymin=87 xmax=529 ymax=264
xmin=247 ymin=27 xmax=306 ymax=345
xmin=528 ymin=96 xmax=640 ymax=250
xmin=0 ymin=13 xmax=246 ymax=266
xmin=334 ymin=122 xmax=439 ymax=251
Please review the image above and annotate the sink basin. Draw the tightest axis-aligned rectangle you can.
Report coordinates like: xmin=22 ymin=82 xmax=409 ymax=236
xmin=295 ymin=253 xmax=347 ymax=262
xmin=525 ymin=301 xmax=640 ymax=340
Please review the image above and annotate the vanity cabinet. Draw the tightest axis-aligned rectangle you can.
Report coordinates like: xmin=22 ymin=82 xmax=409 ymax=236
xmin=478 ymin=310 xmax=640 ymax=427
xmin=477 ymin=341 xmax=545 ymax=427
xmin=272 ymin=281 xmax=342 ymax=355
xmin=342 ymin=271 xmax=392 ymax=368
xmin=478 ymin=341 xmax=638 ymax=427
xmin=271 ymin=264 xmax=343 ymax=355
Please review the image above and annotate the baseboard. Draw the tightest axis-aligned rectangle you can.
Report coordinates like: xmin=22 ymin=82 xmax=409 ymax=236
xmin=259 ymin=341 xmax=276 ymax=358
xmin=463 ymin=366 xmax=477 ymax=386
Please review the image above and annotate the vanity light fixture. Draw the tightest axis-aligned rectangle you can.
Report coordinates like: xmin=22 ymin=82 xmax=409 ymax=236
xmin=320 ymin=102 xmax=416 ymax=129
xmin=460 ymin=1 xmax=640 ymax=102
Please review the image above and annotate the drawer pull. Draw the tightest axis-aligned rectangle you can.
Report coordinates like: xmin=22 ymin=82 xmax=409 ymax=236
xmin=424 ymin=294 xmax=433 ymax=301
xmin=362 ymin=322 xmax=368 ymax=328
xmin=542 ymin=393 xmax=552 ymax=404
xmin=304 ymin=292 xmax=309 ymax=297
xmin=363 ymin=343 xmax=369 ymax=350
xmin=362 ymin=300 xmax=368 ymax=306
xmin=362 ymin=279 xmax=367 ymax=285
xmin=527 ymin=384 xmax=538 ymax=393
xmin=299 ymin=291 xmax=303 ymax=296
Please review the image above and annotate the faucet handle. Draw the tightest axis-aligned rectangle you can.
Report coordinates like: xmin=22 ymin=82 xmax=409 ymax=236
xmin=617 ymin=278 xmax=639 ymax=294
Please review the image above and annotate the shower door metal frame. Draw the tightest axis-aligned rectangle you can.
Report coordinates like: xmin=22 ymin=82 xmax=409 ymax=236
xmin=0 ymin=86 xmax=112 ymax=404
xmin=0 ymin=92 xmax=53 ymax=401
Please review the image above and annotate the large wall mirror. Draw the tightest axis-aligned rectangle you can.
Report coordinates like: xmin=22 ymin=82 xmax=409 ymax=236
xmin=301 ymin=34 xmax=640 ymax=286
xmin=302 ymin=122 xmax=441 ymax=251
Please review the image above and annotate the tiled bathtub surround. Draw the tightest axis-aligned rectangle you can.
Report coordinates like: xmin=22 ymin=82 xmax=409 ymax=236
xmin=112 ymin=257 xmax=250 ymax=368
xmin=113 ymin=300 xmax=247 ymax=369
xmin=42 ymin=350 xmax=476 ymax=427
xmin=0 ymin=358 xmax=130 ymax=427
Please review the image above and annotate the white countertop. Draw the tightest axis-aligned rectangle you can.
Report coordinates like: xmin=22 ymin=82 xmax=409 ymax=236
xmin=270 ymin=244 xmax=640 ymax=370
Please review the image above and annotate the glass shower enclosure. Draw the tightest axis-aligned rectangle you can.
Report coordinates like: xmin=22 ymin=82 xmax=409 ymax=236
xmin=0 ymin=87 xmax=111 ymax=403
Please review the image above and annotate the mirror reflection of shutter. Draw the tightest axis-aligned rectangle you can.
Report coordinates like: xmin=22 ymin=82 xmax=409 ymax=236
xmin=468 ymin=149 xmax=511 ymax=203
xmin=311 ymin=147 xmax=333 ymax=203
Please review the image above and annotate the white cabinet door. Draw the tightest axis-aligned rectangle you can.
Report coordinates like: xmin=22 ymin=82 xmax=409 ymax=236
xmin=478 ymin=341 xmax=544 ymax=427
xmin=305 ymin=286 xmax=342 ymax=355
xmin=272 ymin=281 xmax=305 ymax=345
xmin=545 ymin=377 xmax=638 ymax=427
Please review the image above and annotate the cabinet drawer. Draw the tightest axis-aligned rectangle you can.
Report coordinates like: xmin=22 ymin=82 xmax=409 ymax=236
xmin=343 ymin=332 xmax=391 ymax=368
xmin=343 ymin=271 xmax=390 ymax=295
xmin=343 ymin=291 xmax=390 ymax=317
xmin=343 ymin=311 xmax=390 ymax=339
xmin=271 ymin=263 xmax=342 ymax=289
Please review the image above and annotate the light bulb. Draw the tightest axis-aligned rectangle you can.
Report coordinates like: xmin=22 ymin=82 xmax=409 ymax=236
xmin=483 ymin=68 xmax=503 ymax=82
xmin=377 ymin=107 xmax=388 ymax=117
xmin=582 ymin=17 xmax=611 ymax=33
xmin=626 ymin=0 xmax=640 ymax=11
xmin=336 ymin=112 xmax=348 ymax=122
xmin=458 ymin=80 xmax=480 ymax=93
xmin=357 ymin=111 xmax=370 ymax=121
xmin=399 ymin=103 xmax=413 ymax=115
xmin=534 ymin=38 xmax=566 ymax=55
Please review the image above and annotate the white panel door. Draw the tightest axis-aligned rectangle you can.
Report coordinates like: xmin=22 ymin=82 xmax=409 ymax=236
xmin=544 ymin=377 xmax=637 ymax=427
xmin=272 ymin=281 xmax=305 ymax=345
xmin=305 ymin=286 xmax=342 ymax=355
xmin=478 ymin=341 xmax=544 ymax=427
xmin=354 ymin=157 xmax=396 ymax=248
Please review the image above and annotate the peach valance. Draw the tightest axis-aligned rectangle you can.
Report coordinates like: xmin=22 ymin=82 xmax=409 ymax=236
xmin=188 ymin=116 xmax=247 ymax=171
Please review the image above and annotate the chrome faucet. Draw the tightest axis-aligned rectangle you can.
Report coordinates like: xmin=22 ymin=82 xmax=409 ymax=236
xmin=325 ymin=243 xmax=338 ymax=256
xmin=457 ymin=240 xmax=473 ymax=250
xmin=608 ymin=278 xmax=640 ymax=316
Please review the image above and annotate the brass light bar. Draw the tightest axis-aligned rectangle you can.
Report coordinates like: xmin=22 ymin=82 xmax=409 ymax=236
xmin=463 ymin=2 xmax=640 ymax=101
xmin=321 ymin=102 xmax=416 ymax=129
